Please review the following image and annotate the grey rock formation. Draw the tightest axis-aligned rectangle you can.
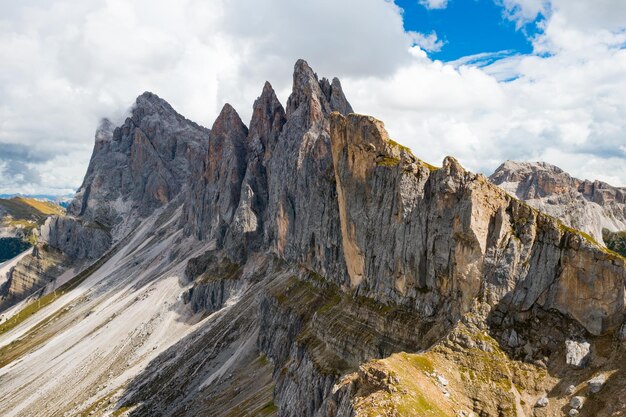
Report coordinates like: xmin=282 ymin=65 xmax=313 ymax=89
xmin=570 ymin=396 xmax=585 ymax=409
xmin=588 ymin=374 xmax=606 ymax=393
xmin=262 ymin=59 xmax=349 ymax=281
xmin=490 ymin=160 xmax=626 ymax=244
xmin=329 ymin=112 xmax=625 ymax=336
xmin=535 ymin=396 xmax=549 ymax=407
xmin=182 ymin=103 xmax=248 ymax=243
xmin=1 ymin=93 xmax=208 ymax=311
xmin=69 ymin=93 xmax=208 ymax=230
xmin=40 ymin=216 xmax=112 ymax=261
xmin=0 ymin=245 xmax=67 ymax=311
xmin=565 ymin=339 xmax=591 ymax=368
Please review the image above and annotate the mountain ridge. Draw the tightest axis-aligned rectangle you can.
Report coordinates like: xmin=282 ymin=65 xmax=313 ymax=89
xmin=0 ymin=60 xmax=624 ymax=417
xmin=490 ymin=160 xmax=626 ymax=246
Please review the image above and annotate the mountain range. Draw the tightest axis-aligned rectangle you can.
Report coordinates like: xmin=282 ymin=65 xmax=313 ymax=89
xmin=0 ymin=60 xmax=624 ymax=417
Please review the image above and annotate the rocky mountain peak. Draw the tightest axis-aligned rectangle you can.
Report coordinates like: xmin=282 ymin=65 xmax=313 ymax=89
xmin=94 ymin=118 xmax=114 ymax=143
xmin=490 ymin=160 xmax=626 ymax=243
xmin=284 ymin=59 xmax=354 ymax=127
xmin=211 ymin=103 xmax=247 ymax=137
xmin=248 ymin=81 xmax=286 ymax=156
xmin=285 ymin=59 xmax=328 ymax=121
xmin=321 ymin=77 xmax=353 ymax=116
xmin=133 ymin=91 xmax=176 ymax=115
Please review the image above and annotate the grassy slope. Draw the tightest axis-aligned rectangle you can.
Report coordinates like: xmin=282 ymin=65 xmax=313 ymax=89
xmin=0 ymin=196 xmax=65 ymax=223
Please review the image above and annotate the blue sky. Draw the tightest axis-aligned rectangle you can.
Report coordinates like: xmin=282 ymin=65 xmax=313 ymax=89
xmin=395 ymin=0 xmax=545 ymax=61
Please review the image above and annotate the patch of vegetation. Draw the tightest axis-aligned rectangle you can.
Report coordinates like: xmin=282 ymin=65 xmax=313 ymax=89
xmin=376 ymin=156 xmax=401 ymax=167
xmin=419 ymin=159 xmax=439 ymax=172
xmin=361 ymin=353 xmax=452 ymax=417
xmin=603 ymin=228 xmax=626 ymax=257
xmin=387 ymin=138 xmax=412 ymax=154
xmin=0 ymin=237 xmax=31 ymax=263
xmin=0 ymin=197 xmax=64 ymax=222
xmin=112 ymin=405 xmax=134 ymax=416
xmin=258 ymin=401 xmax=278 ymax=414
xmin=402 ymin=352 xmax=435 ymax=373
xmin=395 ymin=394 xmax=450 ymax=417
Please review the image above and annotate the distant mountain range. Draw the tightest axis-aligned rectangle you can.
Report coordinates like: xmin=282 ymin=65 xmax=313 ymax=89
xmin=0 ymin=194 xmax=74 ymax=208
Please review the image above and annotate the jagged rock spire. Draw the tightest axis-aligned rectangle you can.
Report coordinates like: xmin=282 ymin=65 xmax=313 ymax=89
xmin=207 ymin=103 xmax=248 ymax=190
xmin=247 ymin=81 xmax=286 ymax=157
xmin=329 ymin=77 xmax=353 ymax=115
xmin=285 ymin=59 xmax=354 ymax=128
xmin=183 ymin=103 xmax=248 ymax=241
xmin=285 ymin=59 xmax=329 ymax=124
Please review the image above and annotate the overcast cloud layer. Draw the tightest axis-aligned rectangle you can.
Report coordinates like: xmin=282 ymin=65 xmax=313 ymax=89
xmin=1 ymin=0 xmax=625 ymax=195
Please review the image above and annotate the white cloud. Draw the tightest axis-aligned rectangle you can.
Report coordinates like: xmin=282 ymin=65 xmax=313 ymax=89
xmin=419 ymin=0 xmax=449 ymax=10
xmin=498 ymin=0 xmax=549 ymax=27
xmin=409 ymin=31 xmax=445 ymax=52
xmin=1 ymin=0 xmax=626 ymax=194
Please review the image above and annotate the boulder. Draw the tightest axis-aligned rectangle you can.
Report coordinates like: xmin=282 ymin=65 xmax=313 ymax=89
xmin=565 ymin=339 xmax=591 ymax=368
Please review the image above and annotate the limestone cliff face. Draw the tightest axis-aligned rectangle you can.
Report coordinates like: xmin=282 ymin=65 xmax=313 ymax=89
xmin=0 ymin=245 xmax=67 ymax=311
xmin=329 ymin=113 xmax=625 ymax=336
xmin=82 ymin=60 xmax=623 ymax=339
xmin=263 ymin=60 xmax=351 ymax=279
xmin=490 ymin=160 xmax=626 ymax=244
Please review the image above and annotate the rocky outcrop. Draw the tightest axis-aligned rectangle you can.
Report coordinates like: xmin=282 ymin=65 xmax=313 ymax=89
xmin=40 ymin=216 xmax=112 ymax=261
xmin=69 ymin=93 xmax=208 ymax=230
xmin=182 ymin=104 xmax=248 ymax=243
xmin=225 ymin=82 xmax=286 ymax=260
xmin=0 ymin=245 xmax=67 ymax=311
xmin=263 ymin=59 xmax=350 ymax=281
xmin=330 ymin=113 xmax=625 ymax=336
xmin=181 ymin=251 xmax=244 ymax=314
xmin=3 ymin=93 xmax=211 ymax=309
xmin=489 ymin=160 xmax=626 ymax=244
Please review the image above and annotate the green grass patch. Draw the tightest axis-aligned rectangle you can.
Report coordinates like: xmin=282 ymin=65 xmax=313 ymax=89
xmin=376 ymin=156 xmax=401 ymax=167
xmin=0 ymin=197 xmax=64 ymax=222
xmin=259 ymin=401 xmax=278 ymax=414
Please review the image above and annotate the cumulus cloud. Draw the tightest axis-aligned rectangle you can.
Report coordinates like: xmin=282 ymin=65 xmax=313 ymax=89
xmin=419 ymin=0 xmax=449 ymax=10
xmin=1 ymin=0 xmax=626 ymax=194
xmin=409 ymin=31 xmax=445 ymax=52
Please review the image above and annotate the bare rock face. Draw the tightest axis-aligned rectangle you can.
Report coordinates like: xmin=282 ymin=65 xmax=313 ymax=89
xmin=69 ymin=92 xmax=209 ymax=230
xmin=225 ymin=82 xmax=286 ymax=260
xmin=42 ymin=92 xmax=208 ymax=260
xmin=565 ymin=339 xmax=591 ymax=368
xmin=263 ymin=59 xmax=348 ymax=280
xmin=6 ymin=93 xmax=209 ymax=310
xmin=489 ymin=160 xmax=626 ymax=244
xmin=329 ymin=113 xmax=625 ymax=336
xmin=40 ymin=216 xmax=112 ymax=261
xmin=0 ymin=245 xmax=67 ymax=311
xmin=182 ymin=104 xmax=248 ymax=243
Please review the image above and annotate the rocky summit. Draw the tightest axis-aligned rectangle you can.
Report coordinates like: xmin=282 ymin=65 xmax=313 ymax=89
xmin=490 ymin=160 xmax=626 ymax=247
xmin=0 ymin=60 xmax=625 ymax=417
